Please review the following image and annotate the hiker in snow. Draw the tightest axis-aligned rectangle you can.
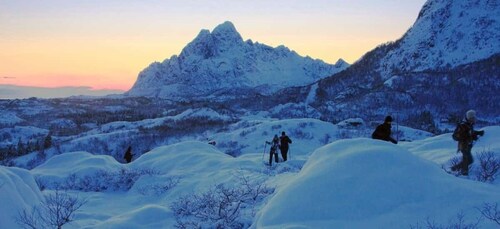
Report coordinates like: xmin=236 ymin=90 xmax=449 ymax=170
xmin=372 ymin=116 xmax=398 ymax=144
xmin=279 ymin=131 xmax=292 ymax=161
xmin=124 ymin=146 xmax=133 ymax=163
xmin=451 ymin=110 xmax=485 ymax=175
xmin=266 ymin=135 xmax=280 ymax=166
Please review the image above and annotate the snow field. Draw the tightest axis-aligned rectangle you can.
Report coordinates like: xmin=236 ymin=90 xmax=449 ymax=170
xmin=1 ymin=119 xmax=499 ymax=228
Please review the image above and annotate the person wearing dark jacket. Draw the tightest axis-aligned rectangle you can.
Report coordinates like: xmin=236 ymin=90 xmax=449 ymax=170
xmin=266 ymin=135 xmax=280 ymax=166
xmin=124 ymin=146 xmax=133 ymax=163
xmin=451 ymin=110 xmax=484 ymax=175
xmin=372 ymin=116 xmax=397 ymax=144
xmin=279 ymin=131 xmax=292 ymax=161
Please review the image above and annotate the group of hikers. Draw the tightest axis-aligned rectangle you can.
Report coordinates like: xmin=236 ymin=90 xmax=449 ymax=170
xmin=371 ymin=110 xmax=484 ymax=176
xmin=123 ymin=109 xmax=485 ymax=176
xmin=265 ymin=131 xmax=292 ymax=166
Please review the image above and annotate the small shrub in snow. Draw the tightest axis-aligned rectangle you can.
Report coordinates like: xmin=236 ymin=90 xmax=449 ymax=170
xmin=291 ymin=128 xmax=313 ymax=140
xmin=43 ymin=168 xmax=161 ymax=192
xmin=336 ymin=129 xmax=353 ymax=139
xmin=443 ymin=156 xmax=463 ymax=176
xmin=34 ymin=177 xmax=46 ymax=191
xmin=474 ymin=150 xmax=500 ymax=183
xmin=137 ymin=177 xmax=181 ymax=196
xmin=298 ymin=122 xmax=311 ymax=128
xmin=319 ymin=133 xmax=332 ymax=145
xmin=410 ymin=212 xmax=481 ymax=229
xmin=477 ymin=202 xmax=500 ymax=226
xmin=239 ymin=128 xmax=255 ymax=137
xmin=16 ymin=189 xmax=87 ymax=229
xmin=171 ymin=174 xmax=274 ymax=229
xmin=271 ymin=124 xmax=281 ymax=130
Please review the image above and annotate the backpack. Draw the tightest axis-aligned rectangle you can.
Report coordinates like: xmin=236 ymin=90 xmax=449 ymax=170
xmin=452 ymin=123 xmax=466 ymax=141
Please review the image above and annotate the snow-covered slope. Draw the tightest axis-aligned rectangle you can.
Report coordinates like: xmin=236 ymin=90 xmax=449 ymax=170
xmin=313 ymin=0 xmax=500 ymax=123
xmin=255 ymin=138 xmax=500 ymax=228
xmin=2 ymin=122 xmax=499 ymax=228
xmin=127 ymin=21 xmax=348 ymax=98
xmin=379 ymin=0 xmax=499 ymax=76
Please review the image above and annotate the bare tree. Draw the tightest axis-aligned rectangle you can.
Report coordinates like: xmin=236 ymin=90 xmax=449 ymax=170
xmin=474 ymin=150 xmax=500 ymax=183
xmin=171 ymin=173 xmax=274 ymax=228
xmin=16 ymin=207 xmax=41 ymax=229
xmin=442 ymin=156 xmax=462 ymax=176
xmin=477 ymin=202 xmax=500 ymax=226
xmin=16 ymin=190 xmax=87 ymax=229
xmin=410 ymin=212 xmax=481 ymax=229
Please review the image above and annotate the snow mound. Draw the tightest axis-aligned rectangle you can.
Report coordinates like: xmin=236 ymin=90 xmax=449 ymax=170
xmin=32 ymin=151 xmax=124 ymax=183
xmin=0 ymin=166 xmax=43 ymax=229
xmin=129 ymin=141 xmax=234 ymax=175
xmin=88 ymin=205 xmax=173 ymax=229
xmin=255 ymin=138 xmax=500 ymax=228
xmin=404 ymin=126 xmax=500 ymax=165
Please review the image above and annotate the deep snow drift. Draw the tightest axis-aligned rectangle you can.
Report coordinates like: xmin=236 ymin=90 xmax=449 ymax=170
xmin=0 ymin=166 xmax=43 ymax=229
xmin=255 ymin=138 xmax=500 ymax=228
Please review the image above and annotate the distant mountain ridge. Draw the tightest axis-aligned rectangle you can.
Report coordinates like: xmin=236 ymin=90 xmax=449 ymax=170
xmin=127 ymin=21 xmax=348 ymax=98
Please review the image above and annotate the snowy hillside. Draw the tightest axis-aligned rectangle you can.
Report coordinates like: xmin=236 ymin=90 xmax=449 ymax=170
xmin=2 ymin=117 xmax=499 ymax=228
xmin=379 ymin=0 xmax=500 ymax=76
xmin=127 ymin=21 xmax=349 ymax=98
xmin=308 ymin=0 xmax=500 ymax=125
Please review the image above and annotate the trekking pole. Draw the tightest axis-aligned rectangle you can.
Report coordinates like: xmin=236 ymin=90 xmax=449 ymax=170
xmin=396 ymin=112 xmax=399 ymax=142
xmin=262 ymin=142 xmax=267 ymax=163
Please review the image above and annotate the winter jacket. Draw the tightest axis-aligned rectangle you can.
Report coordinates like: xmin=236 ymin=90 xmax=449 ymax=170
xmin=280 ymin=135 xmax=292 ymax=149
xmin=372 ymin=122 xmax=397 ymax=144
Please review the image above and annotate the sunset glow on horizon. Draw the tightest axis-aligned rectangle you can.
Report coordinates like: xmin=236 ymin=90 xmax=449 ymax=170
xmin=1 ymin=0 xmax=427 ymax=92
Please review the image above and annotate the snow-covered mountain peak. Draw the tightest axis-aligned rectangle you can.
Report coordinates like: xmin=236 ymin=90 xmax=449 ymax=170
xmin=378 ymin=0 xmax=500 ymax=76
xmin=334 ymin=58 xmax=350 ymax=69
xmin=211 ymin=21 xmax=243 ymax=43
xmin=180 ymin=21 xmax=244 ymax=59
xmin=127 ymin=21 xmax=349 ymax=98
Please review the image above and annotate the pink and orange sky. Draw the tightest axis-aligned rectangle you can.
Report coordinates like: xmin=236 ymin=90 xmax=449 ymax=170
xmin=0 ymin=0 xmax=426 ymax=93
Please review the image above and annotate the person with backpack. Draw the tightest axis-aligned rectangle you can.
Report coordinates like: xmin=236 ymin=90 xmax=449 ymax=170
xmin=124 ymin=146 xmax=133 ymax=163
xmin=372 ymin=116 xmax=398 ymax=144
xmin=451 ymin=110 xmax=485 ymax=175
xmin=279 ymin=131 xmax=292 ymax=161
xmin=266 ymin=135 xmax=280 ymax=166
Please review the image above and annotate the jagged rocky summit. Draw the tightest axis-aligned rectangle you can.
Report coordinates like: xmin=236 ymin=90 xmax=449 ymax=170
xmin=127 ymin=21 xmax=348 ymax=99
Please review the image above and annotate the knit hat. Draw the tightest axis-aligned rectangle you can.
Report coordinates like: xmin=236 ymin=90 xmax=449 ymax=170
xmin=385 ymin=116 xmax=393 ymax=122
xmin=466 ymin=110 xmax=476 ymax=120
